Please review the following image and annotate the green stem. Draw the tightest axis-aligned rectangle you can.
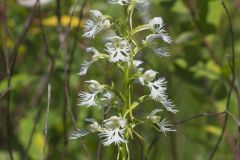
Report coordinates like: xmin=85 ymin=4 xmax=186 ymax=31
xmin=124 ymin=96 xmax=149 ymax=118
xmin=129 ymin=2 xmax=136 ymax=30
xmin=117 ymin=145 xmax=120 ymax=160
xmin=131 ymin=24 xmax=151 ymax=36
xmin=123 ymin=63 xmax=129 ymax=113
xmin=121 ymin=2 xmax=138 ymax=159
xmin=120 ymin=145 xmax=127 ymax=160
xmin=126 ymin=143 xmax=130 ymax=160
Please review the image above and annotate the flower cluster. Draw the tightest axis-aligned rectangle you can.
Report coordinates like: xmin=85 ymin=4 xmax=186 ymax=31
xmin=71 ymin=116 xmax=127 ymax=146
xmin=72 ymin=0 xmax=177 ymax=153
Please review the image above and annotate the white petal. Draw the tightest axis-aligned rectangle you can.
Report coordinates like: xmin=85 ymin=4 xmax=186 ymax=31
xmin=17 ymin=0 xmax=52 ymax=7
xmin=157 ymin=119 xmax=176 ymax=136
xmin=83 ymin=19 xmax=100 ymax=38
xmin=78 ymin=61 xmax=93 ymax=76
xmin=99 ymin=128 xmax=127 ymax=146
xmin=83 ymin=10 xmax=110 ymax=38
xmin=78 ymin=92 xmax=98 ymax=107
xmin=148 ymin=109 xmax=163 ymax=117
xmin=160 ymin=98 xmax=178 ymax=114
xmin=103 ymin=116 xmax=127 ymax=130
xmin=86 ymin=80 xmax=104 ymax=93
xmin=107 ymin=0 xmax=130 ymax=5
xmin=149 ymin=17 xmax=164 ymax=31
xmin=133 ymin=60 xmax=143 ymax=68
xmin=90 ymin=10 xmax=103 ymax=19
xmin=105 ymin=36 xmax=131 ymax=62
xmin=141 ymin=70 xmax=158 ymax=84
xmin=100 ymin=91 xmax=114 ymax=106
xmin=70 ymin=129 xmax=90 ymax=139
xmin=144 ymin=34 xmax=162 ymax=43
xmin=136 ymin=0 xmax=150 ymax=11
xmin=145 ymin=33 xmax=172 ymax=44
xmin=148 ymin=17 xmax=172 ymax=44
xmin=148 ymin=78 xmax=167 ymax=100
xmin=86 ymin=47 xmax=100 ymax=55
xmin=154 ymin=48 xmax=170 ymax=57
xmin=162 ymin=33 xmax=173 ymax=44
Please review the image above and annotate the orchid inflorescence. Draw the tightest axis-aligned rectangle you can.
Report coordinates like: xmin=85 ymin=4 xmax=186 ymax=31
xmin=71 ymin=0 xmax=177 ymax=158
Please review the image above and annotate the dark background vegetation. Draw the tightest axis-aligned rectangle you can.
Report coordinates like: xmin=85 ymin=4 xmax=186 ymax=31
xmin=0 ymin=0 xmax=240 ymax=159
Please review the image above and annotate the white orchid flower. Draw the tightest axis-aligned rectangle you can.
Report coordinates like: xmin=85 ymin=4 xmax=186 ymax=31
xmin=78 ymin=91 xmax=98 ymax=107
xmin=87 ymin=80 xmax=104 ymax=92
xmin=147 ymin=78 xmax=167 ymax=100
xmin=147 ymin=109 xmax=162 ymax=123
xmin=86 ymin=47 xmax=102 ymax=61
xmin=100 ymin=91 xmax=115 ymax=106
xmin=154 ymin=48 xmax=170 ymax=57
xmin=157 ymin=118 xmax=176 ymax=136
xmin=139 ymin=69 xmax=158 ymax=85
xmin=17 ymin=0 xmax=52 ymax=7
xmin=99 ymin=116 xmax=127 ymax=146
xmin=108 ymin=0 xmax=149 ymax=11
xmin=148 ymin=79 xmax=177 ymax=114
xmin=78 ymin=61 xmax=93 ymax=76
xmin=128 ymin=60 xmax=144 ymax=73
xmin=148 ymin=17 xmax=172 ymax=44
xmin=86 ymin=118 xmax=103 ymax=132
xmin=83 ymin=10 xmax=111 ymax=38
xmin=132 ymin=60 xmax=143 ymax=68
xmin=78 ymin=80 xmax=104 ymax=107
xmin=136 ymin=0 xmax=150 ymax=11
xmin=105 ymin=36 xmax=131 ymax=62
xmin=78 ymin=47 xmax=104 ymax=76
xmin=142 ymin=34 xmax=170 ymax=57
xmin=107 ymin=0 xmax=131 ymax=5
xmin=161 ymin=98 xmax=178 ymax=114
xmin=139 ymin=70 xmax=177 ymax=114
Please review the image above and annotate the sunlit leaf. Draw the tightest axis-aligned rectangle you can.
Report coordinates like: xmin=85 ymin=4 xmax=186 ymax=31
xmin=175 ymin=58 xmax=188 ymax=69
xmin=19 ymin=112 xmax=46 ymax=159
xmin=204 ymin=125 xmax=221 ymax=136
xmin=190 ymin=60 xmax=221 ymax=80
xmin=171 ymin=0 xmax=188 ymax=14
xmin=0 ymin=73 xmax=36 ymax=91
xmin=206 ymin=60 xmax=221 ymax=75
xmin=207 ymin=0 xmax=222 ymax=27
xmin=175 ymin=32 xmax=197 ymax=44
xmin=0 ymin=151 xmax=20 ymax=160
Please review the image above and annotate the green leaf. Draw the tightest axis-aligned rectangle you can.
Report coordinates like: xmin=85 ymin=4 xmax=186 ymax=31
xmin=190 ymin=60 xmax=221 ymax=80
xmin=216 ymin=99 xmax=227 ymax=112
xmin=0 ymin=73 xmax=37 ymax=91
xmin=207 ymin=0 xmax=222 ymax=27
xmin=0 ymin=151 xmax=20 ymax=160
xmin=171 ymin=0 xmax=188 ymax=14
xmin=175 ymin=58 xmax=188 ymax=69
xmin=206 ymin=60 xmax=221 ymax=75
xmin=204 ymin=125 xmax=221 ymax=136
xmin=19 ymin=112 xmax=45 ymax=159
xmin=175 ymin=32 xmax=197 ymax=44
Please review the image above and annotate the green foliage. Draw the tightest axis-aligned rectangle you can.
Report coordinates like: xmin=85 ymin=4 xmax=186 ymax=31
xmin=0 ymin=0 xmax=239 ymax=159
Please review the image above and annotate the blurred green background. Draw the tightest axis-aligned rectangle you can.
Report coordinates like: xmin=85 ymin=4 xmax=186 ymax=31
xmin=1 ymin=0 xmax=240 ymax=159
